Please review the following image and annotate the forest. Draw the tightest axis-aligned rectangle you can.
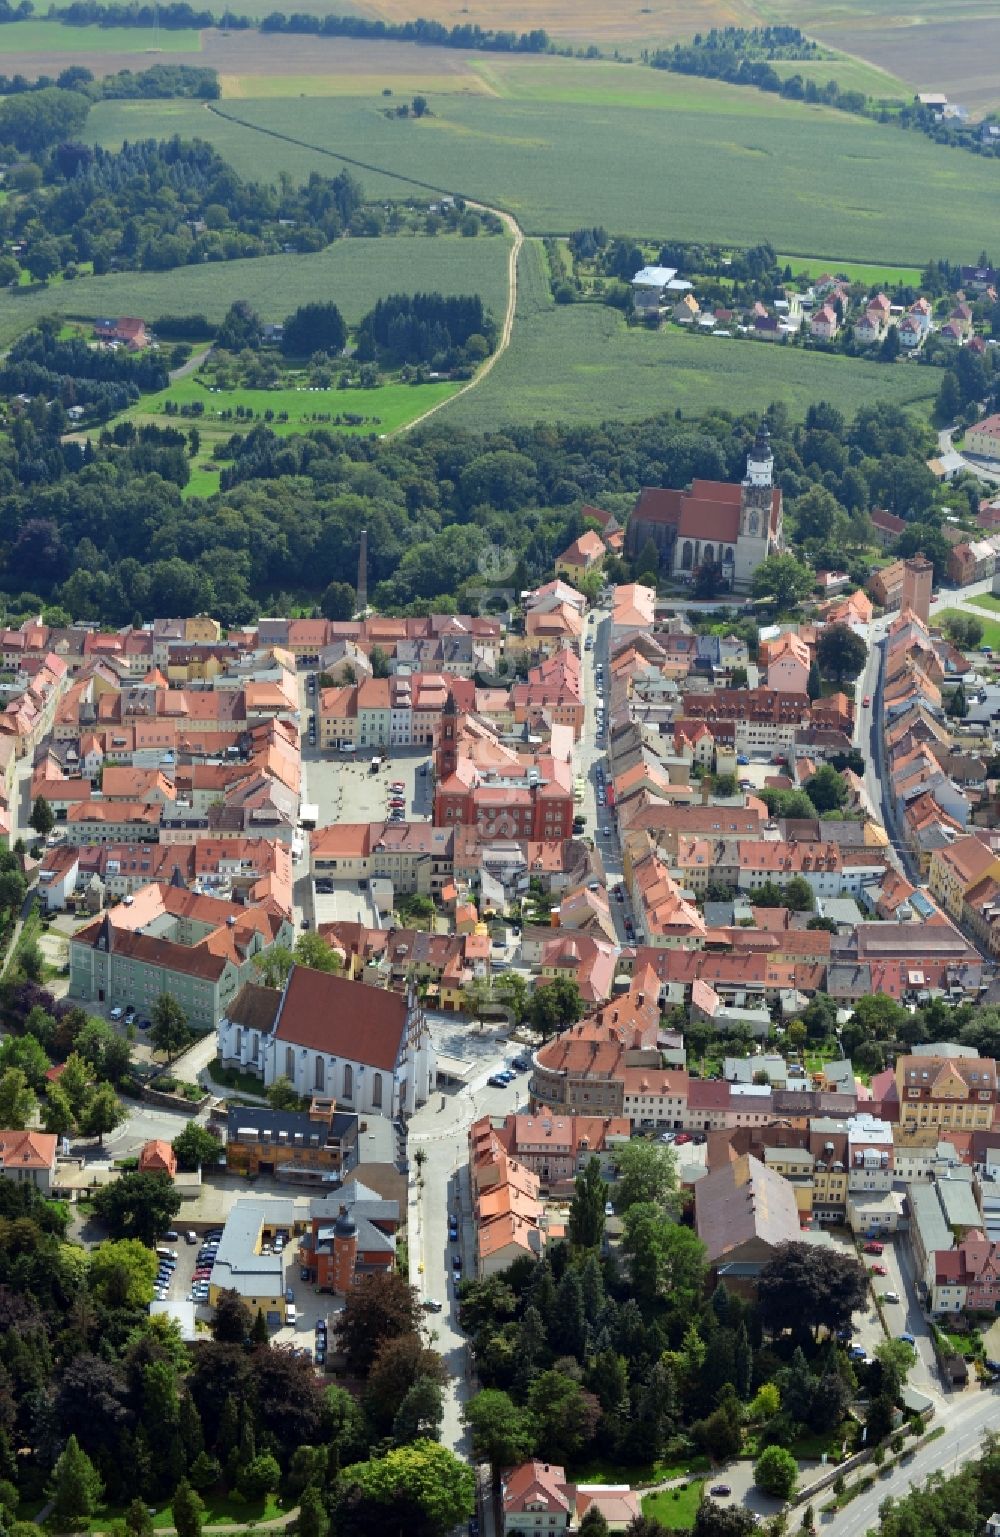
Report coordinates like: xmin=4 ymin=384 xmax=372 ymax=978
xmin=355 ymin=294 xmax=495 ymax=370
xmin=1 ymin=137 xmax=364 ymax=278
xmin=0 ymin=391 xmax=972 ymax=627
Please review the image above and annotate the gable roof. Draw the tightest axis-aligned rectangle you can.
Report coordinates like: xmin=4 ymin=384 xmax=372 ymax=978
xmin=272 ymin=964 xmax=407 ymax=1071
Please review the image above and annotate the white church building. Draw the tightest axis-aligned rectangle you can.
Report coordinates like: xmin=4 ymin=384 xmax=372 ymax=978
xmin=218 ymin=964 xmax=436 ymax=1119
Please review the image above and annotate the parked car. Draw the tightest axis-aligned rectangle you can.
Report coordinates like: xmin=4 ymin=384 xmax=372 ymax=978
xmin=862 ymin=695 xmax=871 ymax=708
xmin=452 ymin=1254 xmax=462 ymax=1273
xmin=604 ymin=1201 xmax=614 ymax=1217
xmin=422 ymin=1298 xmax=443 ymax=1312
xmin=863 ymin=1241 xmax=884 ymax=1254
xmin=109 ymin=1006 xmax=124 ymax=1022
xmin=870 ymin=1263 xmax=887 ymax=1276
xmin=487 ymin=1073 xmax=508 ymax=1088
xmin=301 ymin=1266 xmax=311 ymax=1282
xmin=674 ymin=1132 xmax=691 ymax=1145
xmin=900 ymin=1332 xmax=915 ymax=1346
xmin=709 ymin=1485 xmax=731 ymax=1498
xmin=883 ymin=1290 xmax=900 ymax=1304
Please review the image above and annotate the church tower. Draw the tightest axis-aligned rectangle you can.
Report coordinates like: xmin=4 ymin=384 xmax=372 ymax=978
xmin=734 ymin=421 xmax=775 ymax=591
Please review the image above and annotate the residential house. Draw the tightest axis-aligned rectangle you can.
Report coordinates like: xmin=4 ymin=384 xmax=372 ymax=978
xmin=966 ymin=414 xmax=1000 ymax=463
xmin=0 ymin=1129 xmax=57 ymax=1194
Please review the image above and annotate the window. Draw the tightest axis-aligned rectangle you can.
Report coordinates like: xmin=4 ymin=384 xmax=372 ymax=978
xmin=343 ymin=1064 xmax=353 ymax=1098
xmin=285 ymin=1046 xmax=294 ymax=1080
xmin=315 ymin=1057 xmax=325 ymax=1091
xmin=372 ymin=1072 xmax=383 ymax=1108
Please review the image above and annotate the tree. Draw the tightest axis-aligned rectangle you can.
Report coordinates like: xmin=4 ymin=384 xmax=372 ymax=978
xmin=80 ymin=1081 xmax=126 ymax=1146
xmin=171 ymin=1480 xmax=204 ymax=1537
xmin=805 ymin=764 xmax=848 ymax=814
xmin=49 ymin=1434 xmax=103 ymax=1526
xmin=216 ymin=300 xmax=261 ymax=352
xmin=784 ymin=876 xmax=815 ymax=913
xmin=281 ymin=302 xmax=347 ymax=358
xmin=337 ymin=1440 xmax=475 ymax=1537
xmin=252 ymin=1307 xmax=269 ymax=1345
xmin=92 ymin=1171 xmax=181 ymax=1245
xmin=298 ymin=1486 xmax=329 ymax=1537
xmin=612 ymin=1140 xmax=679 ymax=1213
xmin=321 ymin=581 xmax=356 ymax=622
xmin=874 ymin=1338 xmax=916 ymax=1403
xmin=579 ymin=1510 xmax=610 ymax=1537
xmin=527 ymin=977 xmax=584 ymax=1040
xmin=238 ymin=1452 xmax=281 ymax=1500
xmin=948 ymin=682 xmax=969 ymax=720
xmin=365 ymin=1332 xmax=446 ymax=1436
xmin=294 ymin=931 xmax=343 ymax=973
xmin=622 ymin=1206 xmax=707 ymax=1312
xmin=462 ymin=1390 xmax=536 ymax=1477
xmin=527 ymin=1371 xmax=601 ymax=1464
xmin=754 ymin=1444 xmax=797 ymax=1500
xmin=150 ymin=995 xmax=190 ymax=1058
xmin=254 ymin=946 xmax=294 ymax=990
xmin=0 ymin=1033 xmax=50 ymax=1090
xmin=337 ymin=1271 xmax=421 ymax=1377
xmin=751 ymin=553 xmax=813 ymax=610
xmin=124 ymin=1499 xmax=154 ymax=1537
xmin=392 ymin=1376 xmax=444 ymax=1445
xmin=89 ymin=1238 xmax=159 ymax=1308
xmin=411 ymin=94 xmax=429 ymax=117
xmin=29 ymin=795 xmax=55 ymax=837
xmin=758 ymin=1243 xmax=868 ymax=1340
xmin=0 ymin=1068 xmax=36 ymax=1130
xmin=42 ymin=1082 xmax=76 ymax=1138
xmin=816 ymin=623 xmax=867 ymax=685
xmin=569 ymin=1155 xmax=607 ymax=1248
xmin=693 ymin=1502 xmax=757 ymax=1537
xmin=806 ymin=659 xmax=821 ymax=701
xmin=172 ymin=1123 xmax=222 ymax=1172
xmin=266 ymin=1077 xmax=301 ymax=1110
xmin=212 ymin=1288 xmax=252 ymax=1345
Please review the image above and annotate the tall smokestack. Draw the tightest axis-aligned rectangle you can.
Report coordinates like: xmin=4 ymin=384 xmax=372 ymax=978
xmin=357 ymin=530 xmax=368 ymax=616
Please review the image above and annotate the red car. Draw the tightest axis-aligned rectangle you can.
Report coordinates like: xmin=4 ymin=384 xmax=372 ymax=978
xmin=674 ymin=1132 xmax=691 ymax=1145
xmin=863 ymin=1241 xmax=884 ymax=1255
xmin=862 ymin=695 xmax=871 ymax=708
xmin=869 ymin=1263 xmax=887 ymax=1276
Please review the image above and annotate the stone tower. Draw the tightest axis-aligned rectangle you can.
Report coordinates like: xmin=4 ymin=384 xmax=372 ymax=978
xmin=901 ymin=555 xmax=933 ymax=626
xmin=733 ymin=421 xmax=775 ymax=592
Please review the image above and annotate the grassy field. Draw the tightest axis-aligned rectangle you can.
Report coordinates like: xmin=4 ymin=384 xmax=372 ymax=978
xmin=967 ymin=595 xmax=1000 ymax=616
xmin=115 ymin=371 xmax=462 ymax=446
xmin=82 ymin=74 xmax=1000 ymax=266
xmin=0 ymin=233 xmax=509 ymax=348
xmin=446 ymin=238 xmax=938 ymax=431
xmin=769 ymin=52 xmax=909 ymax=100
xmin=641 ymin=1483 xmax=705 ymax=1530
xmin=778 ymin=254 xmax=923 ymax=287
xmin=936 ymin=608 xmax=1000 ymax=649
xmin=0 ymin=17 xmax=201 ymax=49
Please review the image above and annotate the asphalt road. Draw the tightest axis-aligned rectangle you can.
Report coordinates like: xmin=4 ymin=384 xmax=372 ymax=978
xmin=408 ymin=1059 xmax=530 ymax=1455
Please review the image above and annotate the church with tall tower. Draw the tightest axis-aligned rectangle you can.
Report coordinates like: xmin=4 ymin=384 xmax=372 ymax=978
xmin=624 ymin=422 xmax=783 ymax=592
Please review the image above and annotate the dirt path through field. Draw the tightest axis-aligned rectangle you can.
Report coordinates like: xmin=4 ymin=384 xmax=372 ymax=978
xmin=393 ymin=202 xmax=522 ymax=436
xmin=202 ymin=101 xmax=524 ymax=436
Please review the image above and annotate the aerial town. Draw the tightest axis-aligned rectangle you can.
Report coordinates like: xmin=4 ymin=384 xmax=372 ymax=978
xmin=4 ymin=1 xmax=1000 ymax=1533
xmin=2 ymin=411 xmax=1000 ymax=1537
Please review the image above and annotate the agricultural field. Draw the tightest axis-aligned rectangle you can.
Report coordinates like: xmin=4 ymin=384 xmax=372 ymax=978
xmin=447 ymin=239 xmax=939 ymax=431
xmin=0 ymin=233 xmax=510 ymax=349
xmin=0 ymin=17 xmax=201 ymax=51
xmin=82 ymin=71 xmax=1000 ymax=265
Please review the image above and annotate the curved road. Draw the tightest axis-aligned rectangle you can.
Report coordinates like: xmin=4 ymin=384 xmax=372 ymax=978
xmin=394 ymin=203 xmax=523 ymax=437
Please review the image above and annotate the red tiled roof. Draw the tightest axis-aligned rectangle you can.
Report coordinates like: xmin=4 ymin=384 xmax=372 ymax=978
xmin=273 ymin=964 xmax=407 ymax=1071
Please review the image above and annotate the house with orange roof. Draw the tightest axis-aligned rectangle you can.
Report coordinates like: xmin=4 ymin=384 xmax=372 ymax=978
xmin=820 ymin=588 xmax=874 ymax=631
xmin=928 ymin=833 xmax=1000 ymax=922
xmin=764 ymin=631 xmax=810 ymax=694
xmin=555 ymin=528 xmax=606 ymax=581
xmin=138 ymin=1139 xmax=177 ymax=1177
xmin=610 ymin=583 xmax=655 ymax=644
xmin=0 ymin=1129 xmax=58 ymax=1193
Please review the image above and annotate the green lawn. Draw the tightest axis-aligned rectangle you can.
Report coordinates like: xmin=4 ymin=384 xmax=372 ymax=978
xmin=79 ymin=72 xmax=1000 ymax=264
xmin=570 ymin=1455 xmax=709 ymax=1488
xmin=641 ymin=1482 xmax=705 ymax=1531
xmin=447 ymin=239 xmax=938 ymax=431
xmin=936 ymin=607 xmax=1000 ymax=649
xmin=778 ymin=255 xmax=923 ymax=287
xmin=967 ymin=594 xmax=1000 ymax=615
xmin=0 ymin=233 xmax=509 ymax=349
xmin=0 ymin=16 xmax=201 ymax=49
xmin=114 ymin=372 xmax=461 ymax=447
xmin=769 ymin=53 xmax=910 ymax=100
